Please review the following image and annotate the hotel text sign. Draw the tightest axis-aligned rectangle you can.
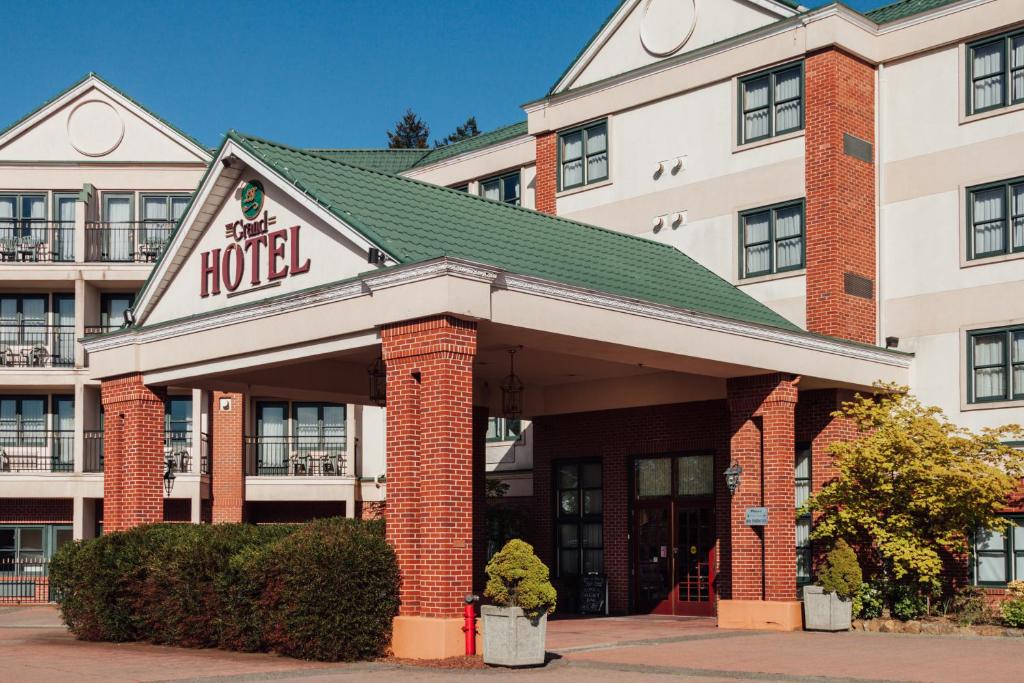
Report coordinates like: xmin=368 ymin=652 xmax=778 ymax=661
xmin=200 ymin=180 xmax=311 ymax=298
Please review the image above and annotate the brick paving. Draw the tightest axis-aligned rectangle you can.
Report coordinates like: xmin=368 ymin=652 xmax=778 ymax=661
xmin=4 ymin=608 xmax=1024 ymax=682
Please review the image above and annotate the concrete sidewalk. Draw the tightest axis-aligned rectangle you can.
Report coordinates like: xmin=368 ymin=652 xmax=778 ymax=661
xmin=3 ymin=606 xmax=1023 ymax=682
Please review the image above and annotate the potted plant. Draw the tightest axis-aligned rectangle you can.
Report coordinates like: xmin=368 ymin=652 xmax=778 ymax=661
xmin=803 ymin=539 xmax=862 ymax=631
xmin=481 ymin=539 xmax=557 ymax=667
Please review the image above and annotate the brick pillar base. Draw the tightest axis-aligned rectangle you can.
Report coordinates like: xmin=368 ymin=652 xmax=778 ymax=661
xmin=720 ymin=373 xmax=801 ymax=631
xmin=211 ymin=391 xmax=245 ymax=524
xmin=101 ymin=374 xmax=166 ymax=533
xmin=382 ymin=316 xmax=478 ymax=659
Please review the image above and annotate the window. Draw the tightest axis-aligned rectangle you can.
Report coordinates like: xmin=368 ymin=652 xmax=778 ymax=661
xmin=555 ymin=461 xmax=603 ymax=577
xmin=0 ymin=525 xmax=72 ymax=566
xmin=739 ymin=200 xmax=805 ymax=278
xmin=739 ymin=62 xmax=804 ymax=144
xmin=967 ymin=177 xmax=1024 ymax=259
xmin=972 ymin=515 xmax=1024 ymax=585
xmin=0 ymin=396 xmax=46 ymax=447
xmin=968 ymin=325 xmax=1024 ymax=403
xmin=140 ymin=194 xmax=189 ymax=255
xmin=0 ymin=193 xmax=46 ymax=243
xmin=101 ymin=194 xmax=133 ymax=262
xmin=165 ymin=397 xmax=192 ymax=437
xmin=293 ymin=403 xmax=346 ymax=451
xmin=479 ymin=171 xmax=521 ymax=206
xmin=967 ymin=30 xmax=1024 ymax=115
xmin=100 ymin=293 xmax=135 ymax=333
xmin=486 ymin=417 xmax=522 ymax=443
xmin=559 ymin=121 xmax=608 ymax=190
xmin=52 ymin=396 xmax=74 ymax=472
xmin=796 ymin=444 xmax=812 ymax=587
xmin=452 ymin=184 xmax=469 ymax=193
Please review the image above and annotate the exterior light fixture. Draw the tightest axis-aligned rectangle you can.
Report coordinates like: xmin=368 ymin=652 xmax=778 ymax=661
xmin=724 ymin=463 xmax=743 ymax=495
xmin=501 ymin=348 xmax=524 ymax=419
xmin=368 ymin=357 xmax=387 ymax=406
xmin=163 ymin=454 xmax=177 ymax=496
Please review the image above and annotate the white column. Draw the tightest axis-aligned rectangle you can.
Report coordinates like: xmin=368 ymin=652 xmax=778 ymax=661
xmin=73 ymin=190 xmax=87 ymax=264
xmin=73 ymin=382 xmax=85 ymax=474
xmin=73 ymin=497 xmax=96 ymax=540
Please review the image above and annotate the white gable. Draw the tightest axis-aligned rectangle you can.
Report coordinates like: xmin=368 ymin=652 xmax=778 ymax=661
xmin=558 ymin=0 xmax=798 ymax=93
xmin=141 ymin=152 xmax=383 ymax=327
xmin=0 ymin=76 xmax=210 ymax=163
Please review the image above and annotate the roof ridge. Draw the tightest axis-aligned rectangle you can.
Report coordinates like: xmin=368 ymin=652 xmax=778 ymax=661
xmin=230 ymin=130 xmax=697 ymax=260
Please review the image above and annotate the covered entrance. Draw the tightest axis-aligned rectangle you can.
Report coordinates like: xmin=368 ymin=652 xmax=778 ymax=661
xmin=633 ymin=454 xmax=715 ymax=616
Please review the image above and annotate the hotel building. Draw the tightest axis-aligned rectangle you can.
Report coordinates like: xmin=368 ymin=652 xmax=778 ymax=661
xmin=3 ymin=0 xmax=1024 ymax=658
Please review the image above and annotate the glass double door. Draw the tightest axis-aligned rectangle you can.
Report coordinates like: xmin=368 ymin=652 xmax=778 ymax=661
xmin=633 ymin=455 xmax=716 ymax=616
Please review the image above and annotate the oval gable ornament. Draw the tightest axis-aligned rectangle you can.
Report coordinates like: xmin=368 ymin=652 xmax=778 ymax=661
xmin=640 ymin=0 xmax=697 ymax=57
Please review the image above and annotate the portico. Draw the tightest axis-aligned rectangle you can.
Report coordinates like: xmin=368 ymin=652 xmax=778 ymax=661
xmin=83 ymin=132 xmax=909 ymax=658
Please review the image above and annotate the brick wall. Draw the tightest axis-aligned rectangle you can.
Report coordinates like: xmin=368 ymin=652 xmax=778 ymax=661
xmin=357 ymin=501 xmax=386 ymax=521
xmin=805 ymin=49 xmax=877 ymax=344
xmin=211 ymin=391 xmax=245 ymax=524
xmin=101 ymin=374 xmax=167 ymax=532
xmin=535 ymin=132 xmax=557 ymax=215
xmin=532 ymin=400 xmax=731 ymax=614
xmin=381 ymin=315 xmax=477 ymax=619
xmin=727 ymin=374 xmax=798 ymax=602
xmin=0 ymin=498 xmax=72 ymax=523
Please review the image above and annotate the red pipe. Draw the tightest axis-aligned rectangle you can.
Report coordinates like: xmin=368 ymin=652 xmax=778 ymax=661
xmin=462 ymin=595 xmax=478 ymax=656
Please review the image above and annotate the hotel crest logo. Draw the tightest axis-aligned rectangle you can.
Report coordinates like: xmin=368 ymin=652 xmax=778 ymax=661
xmin=200 ymin=179 xmax=311 ymax=298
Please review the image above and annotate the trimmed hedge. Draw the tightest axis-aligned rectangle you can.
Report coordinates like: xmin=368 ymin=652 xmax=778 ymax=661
xmin=50 ymin=518 xmax=400 ymax=661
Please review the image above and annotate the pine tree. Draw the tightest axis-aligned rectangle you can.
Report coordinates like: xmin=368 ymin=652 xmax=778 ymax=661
xmin=434 ymin=116 xmax=481 ymax=147
xmin=386 ymin=109 xmax=430 ymax=149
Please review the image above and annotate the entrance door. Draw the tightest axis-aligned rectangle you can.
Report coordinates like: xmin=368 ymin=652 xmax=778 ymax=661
xmin=633 ymin=454 xmax=716 ymax=616
xmin=255 ymin=402 xmax=288 ymax=475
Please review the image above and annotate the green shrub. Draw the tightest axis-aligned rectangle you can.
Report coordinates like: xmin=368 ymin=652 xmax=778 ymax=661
xmin=484 ymin=539 xmax=556 ymax=619
xmin=816 ymin=540 xmax=862 ymax=600
xmin=853 ymin=583 xmax=884 ymax=619
xmin=890 ymin=584 xmax=928 ymax=620
xmin=49 ymin=518 xmax=399 ymax=661
xmin=1001 ymin=580 xmax=1024 ymax=628
xmin=256 ymin=518 xmax=400 ymax=661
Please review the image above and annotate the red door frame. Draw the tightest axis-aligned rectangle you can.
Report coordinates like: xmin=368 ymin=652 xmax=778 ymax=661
xmin=631 ymin=454 xmax=716 ymax=616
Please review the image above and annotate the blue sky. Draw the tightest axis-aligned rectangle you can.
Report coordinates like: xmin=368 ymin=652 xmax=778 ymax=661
xmin=1 ymin=0 xmax=891 ymax=150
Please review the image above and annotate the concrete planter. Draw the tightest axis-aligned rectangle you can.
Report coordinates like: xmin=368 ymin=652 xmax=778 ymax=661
xmin=803 ymin=585 xmax=852 ymax=631
xmin=481 ymin=605 xmax=547 ymax=667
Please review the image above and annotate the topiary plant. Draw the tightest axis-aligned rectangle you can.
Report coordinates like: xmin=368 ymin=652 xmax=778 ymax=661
xmin=1001 ymin=580 xmax=1024 ymax=628
xmin=816 ymin=539 xmax=863 ymax=600
xmin=484 ymin=539 xmax=557 ymax=620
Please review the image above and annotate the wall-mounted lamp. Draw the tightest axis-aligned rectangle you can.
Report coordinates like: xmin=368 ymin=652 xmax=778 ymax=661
xmin=652 ymin=215 xmax=665 ymax=231
xmin=724 ymin=463 xmax=743 ymax=495
xmin=163 ymin=454 xmax=177 ymax=496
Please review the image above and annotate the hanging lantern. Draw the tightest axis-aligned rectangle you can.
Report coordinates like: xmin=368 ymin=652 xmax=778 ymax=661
xmin=163 ymin=454 xmax=177 ymax=496
xmin=501 ymin=348 xmax=524 ymax=419
xmin=368 ymin=357 xmax=387 ymax=406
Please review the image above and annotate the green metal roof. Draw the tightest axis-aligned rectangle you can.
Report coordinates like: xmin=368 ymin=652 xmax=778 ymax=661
xmin=305 ymin=148 xmax=428 ymax=174
xmin=413 ymin=121 xmax=528 ymax=167
xmin=228 ymin=131 xmax=800 ymax=332
xmin=0 ymin=72 xmax=210 ymax=157
xmin=863 ymin=0 xmax=961 ymax=24
xmin=304 ymin=121 xmax=529 ymax=175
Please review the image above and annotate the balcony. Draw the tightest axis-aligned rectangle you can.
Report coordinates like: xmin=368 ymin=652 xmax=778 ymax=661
xmin=0 ymin=224 xmax=74 ymax=263
xmin=0 ymin=432 xmax=74 ymax=473
xmin=0 ymin=325 xmax=75 ymax=368
xmin=84 ymin=221 xmax=175 ymax=263
xmin=245 ymin=436 xmax=348 ymax=477
xmin=40 ymin=430 xmax=209 ymax=475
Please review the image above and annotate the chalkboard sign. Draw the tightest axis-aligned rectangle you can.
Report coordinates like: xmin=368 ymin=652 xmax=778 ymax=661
xmin=579 ymin=573 xmax=608 ymax=615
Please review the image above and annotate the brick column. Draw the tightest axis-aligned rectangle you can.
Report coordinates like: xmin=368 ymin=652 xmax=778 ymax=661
xmin=535 ymin=132 xmax=557 ymax=215
xmin=211 ymin=391 xmax=245 ymax=524
xmin=805 ymin=48 xmax=877 ymax=344
xmin=719 ymin=373 xmax=800 ymax=630
xmin=100 ymin=374 xmax=166 ymax=532
xmin=381 ymin=315 xmax=477 ymax=659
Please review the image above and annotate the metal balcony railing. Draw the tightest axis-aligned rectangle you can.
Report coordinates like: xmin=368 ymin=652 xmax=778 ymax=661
xmin=84 ymin=221 xmax=175 ymax=263
xmin=0 ymin=223 xmax=74 ymax=262
xmin=0 ymin=432 xmax=74 ymax=472
xmin=80 ymin=429 xmax=208 ymax=474
xmin=0 ymin=558 xmax=52 ymax=603
xmin=245 ymin=435 xmax=348 ymax=476
xmin=0 ymin=325 xmax=75 ymax=368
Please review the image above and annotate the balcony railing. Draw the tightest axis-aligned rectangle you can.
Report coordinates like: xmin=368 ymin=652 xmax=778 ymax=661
xmin=0 ymin=432 xmax=74 ymax=472
xmin=245 ymin=436 xmax=348 ymax=476
xmin=0 ymin=558 xmax=52 ymax=603
xmin=84 ymin=221 xmax=175 ymax=263
xmin=0 ymin=223 xmax=74 ymax=262
xmin=79 ymin=430 xmax=208 ymax=474
xmin=0 ymin=325 xmax=75 ymax=368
